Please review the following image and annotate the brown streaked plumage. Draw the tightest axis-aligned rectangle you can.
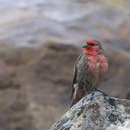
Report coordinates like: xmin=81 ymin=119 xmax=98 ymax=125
xmin=71 ymin=40 xmax=108 ymax=106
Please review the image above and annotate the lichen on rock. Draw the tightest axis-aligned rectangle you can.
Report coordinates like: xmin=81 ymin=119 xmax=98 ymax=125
xmin=49 ymin=91 xmax=130 ymax=130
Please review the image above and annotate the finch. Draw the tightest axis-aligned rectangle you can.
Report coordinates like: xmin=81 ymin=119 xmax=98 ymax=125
xmin=71 ymin=40 xmax=108 ymax=106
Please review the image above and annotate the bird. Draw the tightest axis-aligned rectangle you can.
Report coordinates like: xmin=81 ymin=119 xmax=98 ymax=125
xmin=71 ymin=40 xmax=108 ymax=106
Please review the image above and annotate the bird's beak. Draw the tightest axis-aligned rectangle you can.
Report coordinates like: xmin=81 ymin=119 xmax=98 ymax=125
xmin=82 ymin=44 xmax=90 ymax=48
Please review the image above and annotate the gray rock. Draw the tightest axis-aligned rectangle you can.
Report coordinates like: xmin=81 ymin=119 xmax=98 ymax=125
xmin=49 ymin=91 xmax=130 ymax=130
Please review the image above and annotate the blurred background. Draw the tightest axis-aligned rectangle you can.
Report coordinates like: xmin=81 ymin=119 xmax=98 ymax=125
xmin=0 ymin=0 xmax=130 ymax=129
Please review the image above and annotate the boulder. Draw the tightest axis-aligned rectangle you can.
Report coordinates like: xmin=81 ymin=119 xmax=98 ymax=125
xmin=50 ymin=91 xmax=130 ymax=130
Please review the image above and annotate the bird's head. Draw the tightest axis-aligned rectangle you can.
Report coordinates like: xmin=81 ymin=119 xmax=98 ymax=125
xmin=83 ymin=40 xmax=103 ymax=55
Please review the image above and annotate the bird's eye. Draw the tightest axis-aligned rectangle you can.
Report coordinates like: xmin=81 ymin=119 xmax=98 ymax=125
xmin=90 ymin=44 xmax=95 ymax=46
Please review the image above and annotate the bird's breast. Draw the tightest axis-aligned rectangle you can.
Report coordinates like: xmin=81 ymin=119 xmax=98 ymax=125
xmin=88 ymin=55 xmax=108 ymax=74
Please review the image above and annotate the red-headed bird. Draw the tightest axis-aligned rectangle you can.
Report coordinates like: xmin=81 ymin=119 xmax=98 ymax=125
xmin=71 ymin=40 xmax=108 ymax=106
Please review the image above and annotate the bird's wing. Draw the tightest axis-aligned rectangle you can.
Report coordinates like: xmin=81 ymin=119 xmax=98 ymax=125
xmin=71 ymin=64 xmax=77 ymax=98
xmin=71 ymin=55 xmax=81 ymax=98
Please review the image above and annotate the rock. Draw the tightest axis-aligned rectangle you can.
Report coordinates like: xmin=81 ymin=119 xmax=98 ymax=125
xmin=49 ymin=91 xmax=130 ymax=130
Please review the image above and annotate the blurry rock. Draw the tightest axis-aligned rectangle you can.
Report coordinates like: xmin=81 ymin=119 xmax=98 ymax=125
xmin=50 ymin=91 xmax=130 ymax=130
xmin=0 ymin=61 xmax=20 ymax=89
xmin=23 ymin=41 xmax=80 ymax=106
xmin=0 ymin=92 xmax=35 ymax=130
xmin=0 ymin=47 xmax=38 ymax=66
xmin=15 ymin=41 xmax=81 ymax=129
xmin=100 ymin=45 xmax=130 ymax=99
xmin=0 ymin=48 xmax=34 ymax=130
